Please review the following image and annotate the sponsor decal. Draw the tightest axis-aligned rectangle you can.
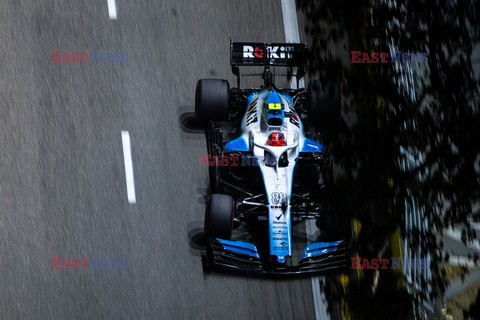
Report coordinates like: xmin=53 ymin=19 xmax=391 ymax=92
xmin=246 ymin=103 xmax=258 ymax=125
xmin=248 ymin=98 xmax=259 ymax=111
xmin=51 ymin=51 xmax=128 ymax=63
xmin=351 ymin=257 xmax=428 ymax=270
xmin=51 ymin=257 xmax=128 ymax=269
xmin=289 ymin=112 xmax=300 ymax=127
xmin=243 ymin=45 xmax=294 ymax=59
xmin=254 ymin=46 xmax=264 ymax=59
xmin=350 ymin=51 xmax=428 ymax=64
xmin=268 ymin=103 xmax=282 ymax=110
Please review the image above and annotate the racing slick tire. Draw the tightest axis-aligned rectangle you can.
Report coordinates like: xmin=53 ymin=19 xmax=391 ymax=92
xmin=204 ymin=194 xmax=234 ymax=240
xmin=306 ymin=80 xmax=340 ymax=125
xmin=195 ymin=79 xmax=230 ymax=125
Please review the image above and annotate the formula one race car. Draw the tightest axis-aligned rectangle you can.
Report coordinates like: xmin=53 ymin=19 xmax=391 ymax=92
xmin=196 ymin=42 xmax=348 ymax=276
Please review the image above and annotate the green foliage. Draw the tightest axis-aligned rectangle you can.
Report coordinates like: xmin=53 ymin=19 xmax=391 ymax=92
xmin=298 ymin=0 xmax=480 ymax=318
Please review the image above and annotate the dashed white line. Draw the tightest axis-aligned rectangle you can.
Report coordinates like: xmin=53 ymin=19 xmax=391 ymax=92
xmin=121 ymin=131 xmax=136 ymax=204
xmin=281 ymin=1 xmax=329 ymax=319
xmin=107 ymin=0 xmax=117 ymax=20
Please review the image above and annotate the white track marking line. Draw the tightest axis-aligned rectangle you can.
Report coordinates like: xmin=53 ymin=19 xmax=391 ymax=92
xmin=107 ymin=0 xmax=117 ymax=20
xmin=306 ymin=220 xmax=330 ymax=320
xmin=281 ymin=1 xmax=329 ymax=319
xmin=281 ymin=0 xmax=300 ymax=43
xmin=281 ymin=0 xmax=305 ymax=89
xmin=445 ymin=227 xmax=480 ymax=251
xmin=121 ymin=131 xmax=136 ymax=204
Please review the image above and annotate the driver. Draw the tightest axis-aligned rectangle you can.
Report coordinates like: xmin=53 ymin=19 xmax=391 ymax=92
xmin=264 ymin=131 xmax=289 ymax=167
xmin=267 ymin=132 xmax=286 ymax=146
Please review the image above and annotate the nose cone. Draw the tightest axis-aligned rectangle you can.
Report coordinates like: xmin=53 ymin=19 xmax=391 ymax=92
xmin=266 ymin=90 xmax=282 ymax=104
xmin=264 ymin=91 xmax=285 ymax=126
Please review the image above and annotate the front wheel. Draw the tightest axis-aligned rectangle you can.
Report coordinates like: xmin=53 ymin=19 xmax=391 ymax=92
xmin=195 ymin=79 xmax=230 ymax=125
xmin=204 ymin=194 xmax=234 ymax=239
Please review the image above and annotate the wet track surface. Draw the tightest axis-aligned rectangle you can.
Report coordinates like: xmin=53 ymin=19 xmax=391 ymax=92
xmin=0 ymin=1 xmax=317 ymax=319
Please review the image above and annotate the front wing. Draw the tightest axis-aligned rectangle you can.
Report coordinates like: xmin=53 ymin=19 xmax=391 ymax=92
xmin=205 ymin=238 xmax=348 ymax=276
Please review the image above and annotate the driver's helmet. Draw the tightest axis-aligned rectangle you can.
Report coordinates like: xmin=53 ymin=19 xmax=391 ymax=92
xmin=264 ymin=92 xmax=285 ymax=126
xmin=267 ymin=132 xmax=286 ymax=146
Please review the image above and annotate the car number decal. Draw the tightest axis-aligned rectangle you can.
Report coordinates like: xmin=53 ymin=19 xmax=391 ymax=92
xmin=271 ymin=192 xmax=287 ymax=204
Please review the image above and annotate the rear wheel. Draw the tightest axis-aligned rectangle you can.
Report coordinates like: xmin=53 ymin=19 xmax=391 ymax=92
xmin=204 ymin=194 xmax=234 ymax=239
xmin=195 ymin=79 xmax=230 ymax=125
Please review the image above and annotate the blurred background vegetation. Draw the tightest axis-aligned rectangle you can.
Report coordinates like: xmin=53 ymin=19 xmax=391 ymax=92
xmin=297 ymin=0 xmax=480 ymax=319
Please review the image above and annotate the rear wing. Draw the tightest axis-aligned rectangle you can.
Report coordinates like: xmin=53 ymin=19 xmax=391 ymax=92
xmin=230 ymin=41 xmax=307 ymax=87
xmin=230 ymin=42 xmax=307 ymax=67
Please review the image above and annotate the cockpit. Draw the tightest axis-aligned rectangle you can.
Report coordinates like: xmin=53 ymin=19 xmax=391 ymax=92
xmin=263 ymin=132 xmax=289 ymax=167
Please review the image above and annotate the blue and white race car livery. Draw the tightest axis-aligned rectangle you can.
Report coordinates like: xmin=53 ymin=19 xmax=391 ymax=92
xmin=195 ymin=42 xmax=348 ymax=275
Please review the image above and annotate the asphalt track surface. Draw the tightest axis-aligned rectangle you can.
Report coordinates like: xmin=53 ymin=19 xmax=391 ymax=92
xmin=0 ymin=1 xmax=318 ymax=319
